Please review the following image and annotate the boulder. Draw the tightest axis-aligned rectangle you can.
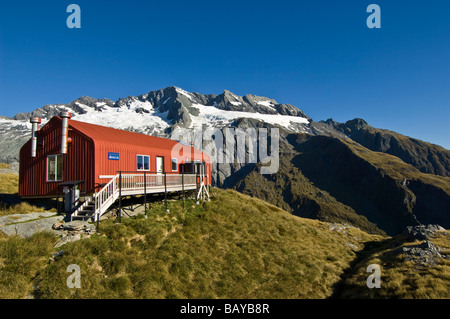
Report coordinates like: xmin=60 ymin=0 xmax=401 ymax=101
xmin=403 ymin=224 xmax=446 ymax=241
xmin=53 ymin=233 xmax=83 ymax=248
xmin=0 ymin=215 xmax=63 ymax=238
xmin=402 ymin=240 xmax=446 ymax=267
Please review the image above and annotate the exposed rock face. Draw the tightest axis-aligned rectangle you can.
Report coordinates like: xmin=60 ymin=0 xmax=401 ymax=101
xmin=52 ymin=222 xmax=96 ymax=248
xmin=402 ymin=240 xmax=447 ymax=267
xmin=223 ymin=133 xmax=450 ymax=235
xmin=403 ymin=224 xmax=446 ymax=241
xmin=288 ymin=135 xmax=449 ymax=235
xmin=0 ymin=213 xmax=63 ymax=238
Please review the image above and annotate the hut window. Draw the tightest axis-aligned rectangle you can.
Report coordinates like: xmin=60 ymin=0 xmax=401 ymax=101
xmin=137 ymin=155 xmax=150 ymax=171
xmin=47 ymin=154 xmax=63 ymax=182
xmin=171 ymin=158 xmax=177 ymax=171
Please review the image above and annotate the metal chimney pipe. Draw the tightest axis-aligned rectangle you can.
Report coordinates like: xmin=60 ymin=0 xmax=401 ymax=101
xmin=60 ymin=112 xmax=71 ymax=154
xmin=30 ymin=117 xmax=41 ymax=158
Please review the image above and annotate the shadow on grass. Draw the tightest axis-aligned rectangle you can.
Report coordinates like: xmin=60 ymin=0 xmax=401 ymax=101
xmin=0 ymin=193 xmax=57 ymax=211
xmin=329 ymin=237 xmax=402 ymax=299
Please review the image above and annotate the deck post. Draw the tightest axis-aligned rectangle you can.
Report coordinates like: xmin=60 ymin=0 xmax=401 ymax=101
xmin=96 ymin=199 xmax=100 ymax=233
xmin=196 ymin=171 xmax=200 ymax=205
xmin=144 ymin=171 xmax=147 ymax=219
xmin=164 ymin=172 xmax=168 ymax=212
xmin=118 ymin=171 xmax=122 ymax=223
xmin=182 ymin=171 xmax=185 ymax=210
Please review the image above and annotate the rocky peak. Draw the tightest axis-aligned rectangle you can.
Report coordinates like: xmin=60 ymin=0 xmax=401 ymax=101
xmin=342 ymin=118 xmax=369 ymax=132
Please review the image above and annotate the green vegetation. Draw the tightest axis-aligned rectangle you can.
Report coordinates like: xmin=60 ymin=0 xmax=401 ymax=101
xmin=0 ymin=171 xmax=18 ymax=194
xmin=230 ymin=140 xmax=386 ymax=235
xmin=335 ymin=230 xmax=450 ymax=299
xmin=0 ymin=202 xmax=52 ymax=217
xmin=0 ymin=171 xmax=53 ymax=216
xmin=334 ymin=119 xmax=450 ymax=177
xmin=269 ymin=134 xmax=450 ymax=235
xmin=343 ymin=138 xmax=450 ymax=194
xmin=0 ymin=187 xmax=448 ymax=299
xmin=1 ymin=188 xmax=388 ymax=299
xmin=0 ymin=232 xmax=56 ymax=298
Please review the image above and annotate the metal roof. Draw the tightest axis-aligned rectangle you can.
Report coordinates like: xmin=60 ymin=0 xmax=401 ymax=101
xmin=67 ymin=118 xmax=179 ymax=151
xmin=65 ymin=117 xmax=208 ymax=162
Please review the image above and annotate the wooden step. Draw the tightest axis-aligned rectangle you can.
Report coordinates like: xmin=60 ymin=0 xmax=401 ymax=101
xmin=71 ymin=215 xmax=94 ymax=221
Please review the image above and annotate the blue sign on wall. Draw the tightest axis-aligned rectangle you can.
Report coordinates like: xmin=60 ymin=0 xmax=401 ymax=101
xmin=108 ymin=152 xmax=119 ymax=160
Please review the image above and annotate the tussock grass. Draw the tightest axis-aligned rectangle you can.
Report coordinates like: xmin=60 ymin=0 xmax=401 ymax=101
xmin=0 ymin=202 xmax=51 ymax=216
xmin=343 ymin=139 xmax=450 ymax=194
xmin=0 ymin=163 xmax=11 ymax=169
xmin=0 ymin=171 xmax=54 ymax=216
xmin=0 ymin=172 xmax=18 ymax=194
xmin=232 ymin=141 xmax=385 ymax=235
xmin=33 ymin=189 xmax=383 ymax=299
xmin=335 ymin=230 xmax=450 ymax=299
xmin=1 ymin=188 xmax=447 ymax=299
xmin=0 ymin=232 xmax=56 ymax=298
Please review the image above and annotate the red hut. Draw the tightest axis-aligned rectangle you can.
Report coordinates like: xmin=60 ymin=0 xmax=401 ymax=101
xmin=19 ymin=113 xmax=210 ymax=220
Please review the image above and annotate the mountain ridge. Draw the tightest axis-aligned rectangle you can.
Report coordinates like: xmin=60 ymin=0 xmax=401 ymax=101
xmin=1 ymin=86 xmax=449 ymax=235
xmin=324 ymin=118 xmax=450 ymax=177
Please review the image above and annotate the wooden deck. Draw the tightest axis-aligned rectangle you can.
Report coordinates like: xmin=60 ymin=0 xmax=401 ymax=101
xmin=71 ymin=172 xmax=208 ymax=221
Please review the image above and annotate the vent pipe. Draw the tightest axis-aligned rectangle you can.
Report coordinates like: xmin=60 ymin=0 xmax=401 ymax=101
xmin=30 ymin=117 xmax=41 ymax=158
xmin=60 ymin=112 xmax=72 ymax=154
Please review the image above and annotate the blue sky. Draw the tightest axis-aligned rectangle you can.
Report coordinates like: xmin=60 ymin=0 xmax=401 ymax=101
xmin=1 ymin=0 xmax=449 ymax=148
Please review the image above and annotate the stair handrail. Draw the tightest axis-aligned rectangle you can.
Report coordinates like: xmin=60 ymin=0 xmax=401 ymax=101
xmin=94 ymin=174 xmax=120 ymax=220
xmin=72 ymin=172 xmax=207 ymax=222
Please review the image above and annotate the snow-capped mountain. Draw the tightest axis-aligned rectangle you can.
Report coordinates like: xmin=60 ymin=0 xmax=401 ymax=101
xmin=11 ymin=86 xmax=311 ymax=132
xmin=0 ymin=86 xmax=318 ymax=164
xmin=3 ymin=86 xmax=344 ymax=185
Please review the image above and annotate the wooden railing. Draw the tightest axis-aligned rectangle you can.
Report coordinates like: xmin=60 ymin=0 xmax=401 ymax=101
xmin=93 ymin=174 xmax=120 ymax=219
xmin=88 ymin=172 xmax=204 ymax=222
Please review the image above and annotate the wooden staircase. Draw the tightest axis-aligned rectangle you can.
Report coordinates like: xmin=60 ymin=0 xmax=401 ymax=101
xmin=70 ymin=172 xmax=207 ymax=222
xmin=71 ymin=197 xmax=96 ymax=221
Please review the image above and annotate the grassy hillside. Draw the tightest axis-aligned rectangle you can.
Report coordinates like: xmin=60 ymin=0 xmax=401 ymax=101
xmin=1 ymin=188 xmax=386 ymax=299
xmin=334 ymin=229 xmax=450 ymax=298
xmin=333 ymin=119 xmax=450 ymax=177
xmin=1 ymin=188 xmax=448 ymax=299
xmin=0 ymin=165 xmax=51 ymax=216
xmin=343 ymin=138 xmax=450 ymax=194
xmin=290 ymin=134 xmax=450 ymax=235
xmin=224 ymin=138 xmax=385 ymax=235
xmin=0 ymin=163 xmax=18 ymax=194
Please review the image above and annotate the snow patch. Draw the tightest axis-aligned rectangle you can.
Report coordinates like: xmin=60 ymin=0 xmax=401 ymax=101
xmin=70 ymin=100 xmax=168 ymax=132
xmin=175 ymin=87 xmax=193 ymax=101
xmin=257 ymin=100 xmax=276 ymax=110
xmin=189 ymin=103 xmax=309 ymax=130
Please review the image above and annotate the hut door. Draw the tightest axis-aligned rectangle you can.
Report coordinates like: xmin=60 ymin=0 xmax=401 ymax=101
xmin=156 ymin=156 xmax=164 ymax=185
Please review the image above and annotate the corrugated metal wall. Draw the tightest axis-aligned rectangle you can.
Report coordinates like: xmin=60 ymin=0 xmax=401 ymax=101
xmin=19 ymin=117 xmax=212 ymax=198
xmin=19 ymin=117 xmax=95 ymax=197
xmin=92 ymin=132 xmax=212 ymax=186
xmin=93 ymin=142 xmax=203 ymax=185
